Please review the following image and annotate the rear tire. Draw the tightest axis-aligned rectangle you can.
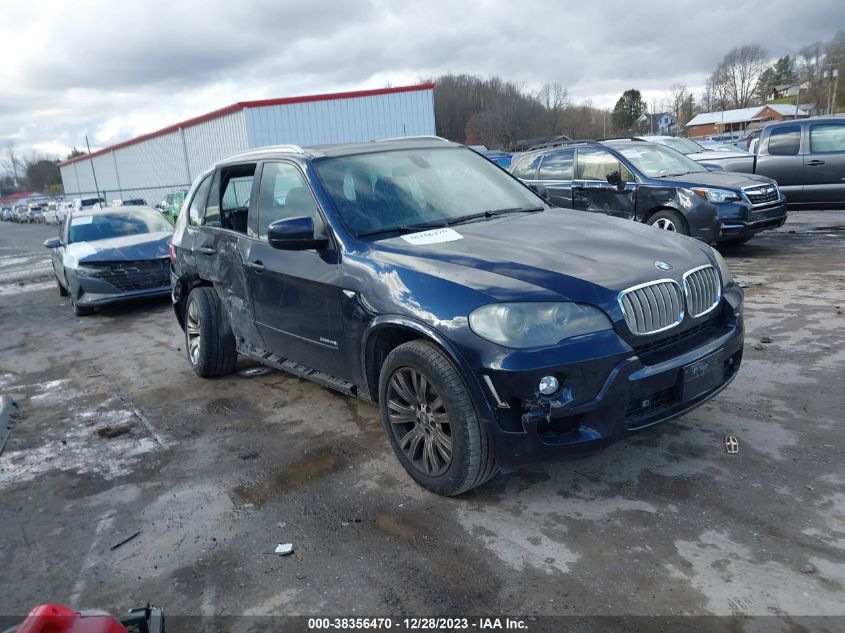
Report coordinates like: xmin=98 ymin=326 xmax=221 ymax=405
xmin=648 ymin=209 xmax=689 ymax=236
xmin=185 ymin=286 xmax=238 ymax=378
xmin=379 ymin=340 xmax=498 ymax=496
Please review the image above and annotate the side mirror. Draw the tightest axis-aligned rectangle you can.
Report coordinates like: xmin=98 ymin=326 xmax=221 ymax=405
xmin=528 ymin=183 xmax=549 ymax=200
xmin=606 ymin=171 xmax=625 ymax=191
xmin=44 ymin=237 xmax=61 ymax=249
xmin=267 ymin=216 xmax=329 ymax=251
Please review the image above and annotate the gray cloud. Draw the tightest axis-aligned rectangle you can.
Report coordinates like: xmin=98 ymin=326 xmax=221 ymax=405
xmin=1 ymin=0 xmax=842 ymax=158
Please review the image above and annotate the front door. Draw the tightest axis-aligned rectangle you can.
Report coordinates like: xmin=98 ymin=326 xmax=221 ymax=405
xmin=244 ymin=161 xmax=345 ymax=378
xmin=572 ymin=148 xmax=636 ymax=219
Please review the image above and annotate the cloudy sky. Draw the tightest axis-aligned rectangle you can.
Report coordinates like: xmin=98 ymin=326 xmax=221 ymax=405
xmin=1 ymin=0 xmax=842 ymax=159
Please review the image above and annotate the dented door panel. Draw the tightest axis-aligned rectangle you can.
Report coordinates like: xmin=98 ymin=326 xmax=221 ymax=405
xmin=194 ymin=229 xmax=264 ymax=346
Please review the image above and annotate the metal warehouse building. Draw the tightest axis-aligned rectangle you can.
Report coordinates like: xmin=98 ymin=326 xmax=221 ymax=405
xmin=59 ymin=83 xmax=435 ymax=205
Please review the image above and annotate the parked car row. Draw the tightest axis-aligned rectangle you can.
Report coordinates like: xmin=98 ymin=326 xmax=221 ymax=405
xmin=510 ymin=138 xmax=787 ymax=245
xmin=23 ymin=119 xmax=839 ymax=495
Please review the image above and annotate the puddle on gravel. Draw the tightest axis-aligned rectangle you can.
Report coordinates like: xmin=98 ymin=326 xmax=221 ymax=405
xmin=232 ymin=447 xmax=345 ymax=505
xmin=373 ymin=513 xmax=419 ymax=542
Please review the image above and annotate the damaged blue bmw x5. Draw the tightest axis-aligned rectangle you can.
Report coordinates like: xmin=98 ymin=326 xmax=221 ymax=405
xmin=170 ymin=137 xmax=744 ymax=496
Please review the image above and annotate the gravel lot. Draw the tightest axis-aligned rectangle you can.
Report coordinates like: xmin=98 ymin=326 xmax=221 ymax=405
xmin=0 ymin=213 xmax=843 ymax=625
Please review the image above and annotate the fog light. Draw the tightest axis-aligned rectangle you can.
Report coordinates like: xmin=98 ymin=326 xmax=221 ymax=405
xmin=538 ymin=375 xmax=559 ymax=396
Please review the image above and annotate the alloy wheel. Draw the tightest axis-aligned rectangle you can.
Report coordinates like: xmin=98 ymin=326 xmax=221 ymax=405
xmin=186 ymin=299 xmax=201 ymax=365
xmin=653 ymin=218 xmax=677 ymax=232
xmin=386 ymin=368 xmax=453 ymax=477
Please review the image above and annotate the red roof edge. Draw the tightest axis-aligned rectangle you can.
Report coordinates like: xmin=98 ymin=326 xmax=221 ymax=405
xmin=59 ymin=82 xmax=436 ymax=167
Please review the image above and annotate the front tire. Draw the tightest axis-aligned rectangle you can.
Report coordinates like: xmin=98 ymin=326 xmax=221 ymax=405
xmin=379 ymin=340 xmax=498 ymax=496
xmin=648 ymin=209 xmax=689 ymax=236
xmin=57 ymin=276 xmax=67 ymax=297
xmin=184 ymin=286 xmax=238 ymax=378
xmin=68 ymin=293 xmax=92 ymax=316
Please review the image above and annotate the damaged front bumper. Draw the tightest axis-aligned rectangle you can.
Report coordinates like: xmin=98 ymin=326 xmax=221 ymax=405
xmin=716 ymin=200 xmax=788 ymax=241
xmin=472 ymin=303 xmax=744 ymax=468
xmin=69 ymin=274 xmax=171 ymax=307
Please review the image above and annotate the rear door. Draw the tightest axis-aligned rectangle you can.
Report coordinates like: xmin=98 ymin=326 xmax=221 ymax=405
xmin=756 ymin=124 xmax=804 ymax=203
xmin=572 ymin=148 xmax=636 ymax=219
xmin=803 ymin=121 xmax=845 ymax=205
xmin=244 ymin=160 xmax=345 ymax=378
xmin=536 ymin=149 xmax=575 ymax=208
xmin=194 ymin=163 xmax=264 ymax=346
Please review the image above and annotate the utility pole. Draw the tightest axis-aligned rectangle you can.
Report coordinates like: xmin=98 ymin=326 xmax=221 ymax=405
xmin=84 ymin=135 xmax=100 ymax=200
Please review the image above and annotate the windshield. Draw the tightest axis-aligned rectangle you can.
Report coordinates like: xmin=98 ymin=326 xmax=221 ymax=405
xmin=314 ymin=147 xmax=543 ymax=238
xmin=615 ymin=144 xmax=707 ymax=178
xmin=659 ymin=137 xmax=705 ymax=155
xmin=68 ymin=210 xmax=173 ymax=244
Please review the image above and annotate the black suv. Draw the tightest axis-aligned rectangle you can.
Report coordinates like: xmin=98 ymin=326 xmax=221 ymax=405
xmin=510 ymin=140 xmax=787 ymax=245
xmin=171 ymin=138 xmax=744 ymax=495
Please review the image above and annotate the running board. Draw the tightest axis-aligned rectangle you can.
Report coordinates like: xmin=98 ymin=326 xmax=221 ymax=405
xmin=237 ymin=340 xmax=357 ymax=396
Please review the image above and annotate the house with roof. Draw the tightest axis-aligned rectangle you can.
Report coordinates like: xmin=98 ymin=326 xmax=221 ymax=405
xmin=686 ymin=104 xmax=808 ymax=138
xmin=635 ymin=112 xmax=678 ymax=136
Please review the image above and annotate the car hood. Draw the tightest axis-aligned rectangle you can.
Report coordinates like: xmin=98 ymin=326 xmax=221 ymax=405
xmin=368 ymin=210 xmax=714 ymax=306
xmin=662 ymin=169 xmax=774 ymax=191
xmin=64 ymin=231 xmax=171 ymax=267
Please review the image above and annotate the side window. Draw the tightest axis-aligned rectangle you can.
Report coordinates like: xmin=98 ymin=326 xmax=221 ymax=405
xmin=537 ymin=149 xmax=574 ymax=181
xmin=511 ymin=153 xmax=543 ymax=180
xmin=576 ymin=148 xmax=628 ymax=181
xmin=187 ymin=175 xmax=212 ymax=226
xmin=809 ymin=124 xmax=845 ymax=153
xmin=203 ymin=165 xmax=256 ymax=233
xmin=256 ymin=162 xmax=323 ymax=239
xmin=766 ymin=125 xmax=801 ymax=156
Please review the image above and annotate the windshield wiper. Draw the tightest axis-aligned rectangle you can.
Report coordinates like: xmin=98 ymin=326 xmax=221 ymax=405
xmin=356 ymin=220 xmax=448 ymax=239
xmin=447 ymin=205 xmax=545 ymax=226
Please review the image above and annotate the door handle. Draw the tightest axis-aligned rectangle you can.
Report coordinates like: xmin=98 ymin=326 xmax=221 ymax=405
xmin=806 ymin=160 xmax=825 ymax=166
xmin=196 ymin=246 xmax=216 ymax=255
xmin=245 ymin=261 xmax=265 ymax=272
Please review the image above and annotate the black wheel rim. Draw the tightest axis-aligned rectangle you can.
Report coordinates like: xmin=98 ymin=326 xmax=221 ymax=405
xmin=386 ymin=368 xmax=453 ymax=477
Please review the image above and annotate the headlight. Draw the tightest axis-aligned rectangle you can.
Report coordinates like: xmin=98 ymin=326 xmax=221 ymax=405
xmin=691 ymin=187 xmax=741 ymax=203
xmin=468 ymin=302 xmax=612 ymax=348
xmin=712 ymin=248 xmax=733 ymax=284
xmin=74 ymin=264 xmax=102 ymax=277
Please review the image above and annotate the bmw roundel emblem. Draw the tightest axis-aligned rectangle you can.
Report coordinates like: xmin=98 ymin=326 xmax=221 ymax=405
xmin=654 ymin=261 xmax=673 ymax=271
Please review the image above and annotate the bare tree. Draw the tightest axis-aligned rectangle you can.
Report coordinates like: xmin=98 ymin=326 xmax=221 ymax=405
xmin=1 ymin=142 xmax=23 ymax=187
xmin=707 ymin=44 xmax=769 ymax=109
xmin=796 ymin=42 xmax=828 ymax=111
xmin=668 ymin=84 xmax=695 ymax=129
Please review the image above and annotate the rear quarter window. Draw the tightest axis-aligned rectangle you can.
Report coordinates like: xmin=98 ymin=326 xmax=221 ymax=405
xmin=511 ymin=154 xmax=543 ymax=180
xmin=765 ymin=125 xmax=801 ymax=156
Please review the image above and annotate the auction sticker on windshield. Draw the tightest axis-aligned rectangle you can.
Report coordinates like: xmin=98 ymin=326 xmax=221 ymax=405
xmin=71 ymin=216 xmax=94 ymax=226
xmin=401 ymin=228 xmax=463 ymax=245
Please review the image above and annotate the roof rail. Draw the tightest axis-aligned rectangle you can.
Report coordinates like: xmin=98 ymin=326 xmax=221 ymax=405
xmin=214 ymin=144 xmax=306 ymax=166
xmin=375 ymin=134 xmax=452 ymax=143
xmin=527 ymin=139 xmax=602 ymax=151
xmin=242 ymin=144 xmax=305 ymax=155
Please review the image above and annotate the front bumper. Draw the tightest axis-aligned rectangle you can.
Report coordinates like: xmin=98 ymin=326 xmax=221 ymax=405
xmin=69 ymin=271 xmax=171 ymax=307
xmin=75 ymin=285 xmax=172 ymax=307
xmin=716 ymin=200 xmax=787 ymax=241
xmin=472 ymin=302 xmax=744 ymax=468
